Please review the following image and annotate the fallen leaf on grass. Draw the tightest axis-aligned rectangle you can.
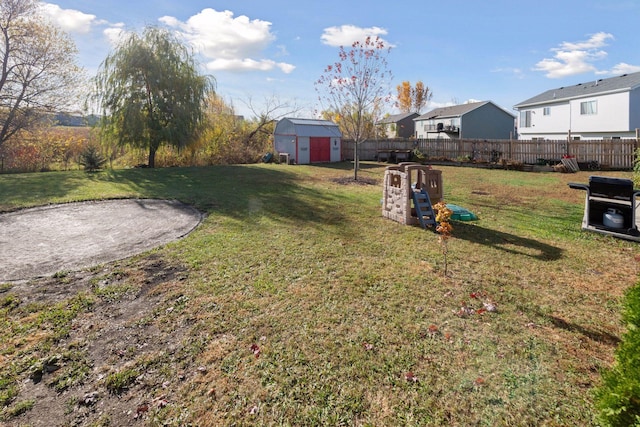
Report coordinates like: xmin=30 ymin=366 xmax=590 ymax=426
xmin=483 ymin=302 xmax=497 ymax=312
xmin=405 ymin=372 xmax=418 ymax=382
xmin=362 ymin=342 xmax=374 ymax=351
xmin=153 ymin=395 xmax=169 ymax=408
xmin=456 ymin=305 xmax=475 ymax=317
xmin=134 ymin=403 xmax=149 ymax=419
xmin=250 ymin=343 xmax=260 ymax=358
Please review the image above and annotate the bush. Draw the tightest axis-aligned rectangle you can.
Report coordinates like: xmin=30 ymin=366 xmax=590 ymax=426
xmin=594 ymin=282 xmax=640 ymax=426
xmin=78 ymin=145 xmax=106 ymax=171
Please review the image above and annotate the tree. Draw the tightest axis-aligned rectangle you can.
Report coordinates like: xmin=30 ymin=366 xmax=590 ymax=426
xmin=396 ymin=81 xmax=412 ymax=113
xmin=316 ymin=36 xmax=392 ymax=180
xmin=241 ymin=95 xmax=301 ymax=147
xmin=78 ymin=144 xmax=106 ymax=171
xmin=91 ymin=26 xmax=215 ymax=168
xmin=413 ymin=81 xmax=433 ymax=114
xmin=396 ymin=80 xmax=433 ymax=114
xmin=0 ymin=0 xmax=83 ymax=149
xmin=320 ymin=107 xmax=380 ymax=143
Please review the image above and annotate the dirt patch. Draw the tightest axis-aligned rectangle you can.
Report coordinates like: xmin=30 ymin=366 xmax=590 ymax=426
xmin=330 ymin=176 xmax=379 ymax=186
xmin=2 ymin=255 xmax=201 ymax=427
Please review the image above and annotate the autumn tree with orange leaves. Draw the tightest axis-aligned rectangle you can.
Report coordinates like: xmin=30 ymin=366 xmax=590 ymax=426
xmin=396 ymin=81 xmax=433 ymax=114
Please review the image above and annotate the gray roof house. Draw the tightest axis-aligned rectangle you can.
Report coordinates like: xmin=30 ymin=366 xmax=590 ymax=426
xmin=377 ymin=112 xmax=419 ymax=139
xmin=514 ymin=71 xmax=640 ymax=140
xmin=273 ymin=118 xmax=342 ymax=164
xmin=414 ymin=101 xmax=515 ymax=139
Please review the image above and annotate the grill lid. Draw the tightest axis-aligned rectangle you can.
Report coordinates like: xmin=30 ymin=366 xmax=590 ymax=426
xmin=588 ymin=176 xmax=635 ymax=200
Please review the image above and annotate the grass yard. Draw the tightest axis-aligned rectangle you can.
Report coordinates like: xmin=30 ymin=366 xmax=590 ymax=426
xmin=0 ymin=162 xmax=638 ymax=426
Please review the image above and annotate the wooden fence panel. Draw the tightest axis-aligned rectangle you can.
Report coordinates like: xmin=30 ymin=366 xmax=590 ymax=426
xmin=512 ymin=140 xmax=566 ymax=164
xmin=341 ymin=138 xmax=638 ymax=169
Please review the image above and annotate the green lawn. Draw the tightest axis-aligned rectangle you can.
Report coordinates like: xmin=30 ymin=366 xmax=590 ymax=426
xmin=0 ymin=163 xmax=637 ymax=426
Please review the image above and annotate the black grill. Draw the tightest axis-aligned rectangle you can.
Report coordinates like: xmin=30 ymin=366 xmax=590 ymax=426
xmin=569 ymin=175 xmax=640 ymax=240
xmin=587 ymin=176 xmax=635 ymax=200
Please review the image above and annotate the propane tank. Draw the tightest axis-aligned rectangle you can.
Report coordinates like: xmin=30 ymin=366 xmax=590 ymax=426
xmin=603 ymin=208 xmax=624 ymax=229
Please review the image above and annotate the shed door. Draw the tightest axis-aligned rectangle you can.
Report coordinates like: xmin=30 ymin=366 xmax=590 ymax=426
xmin=310 ymin=137 xmax=330 ymax=162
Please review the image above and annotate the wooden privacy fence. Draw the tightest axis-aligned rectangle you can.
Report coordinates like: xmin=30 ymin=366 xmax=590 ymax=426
xmin=342 ymin=138 xmax=640 ymax=169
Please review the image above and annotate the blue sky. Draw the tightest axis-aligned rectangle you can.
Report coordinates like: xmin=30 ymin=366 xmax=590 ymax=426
xmin=41 ymin=0 xmax=640 ymax=118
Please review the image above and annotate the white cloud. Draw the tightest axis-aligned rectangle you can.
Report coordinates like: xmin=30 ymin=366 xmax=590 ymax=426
xmin=159 ymin=8 xmax=294 ymax=74
xmin=557 ymin=32 xmax=613 ymax=51
xmin=103 ymin=24 xmax=128 ymax=46
xmin=532 ymin=32 xmax=640 ymax=78
xmin=40 ymin=3 xmax=98 ymax=34
xmin=598 ymin=62 xmax=640 ymax=75
xmin=206 ymin=58 xmax=295 ymax=74
xmin=321 ymin=25 xmax=393 ymax=48
xmin=534 ymin=32 xmax=613 ymax=78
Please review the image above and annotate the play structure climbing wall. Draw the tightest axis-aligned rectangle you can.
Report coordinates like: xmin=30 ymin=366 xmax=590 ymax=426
xmin=382 ymin=163 xmax=443 ymax=226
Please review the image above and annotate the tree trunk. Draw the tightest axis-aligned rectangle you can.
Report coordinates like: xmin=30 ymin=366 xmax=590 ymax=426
xmin=353 ymin=143 xmax=359 ymax=181
xmin=148 ymin=146 xmax=156 ymax=168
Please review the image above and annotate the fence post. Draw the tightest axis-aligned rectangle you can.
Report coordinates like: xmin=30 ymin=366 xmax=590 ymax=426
xmin=509 ymin=132 xmax=513 ymax=160
xmin=631 ymin=128 xmax=640 ymax=170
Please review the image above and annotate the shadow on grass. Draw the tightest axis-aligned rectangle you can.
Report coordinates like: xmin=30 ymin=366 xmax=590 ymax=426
xmin=548 ymin=315 xmax=620 ymax=346
xmin=305 ymin=160 xmax=389 ymax=172
xmin=452 ymin=221 xmax=563 ymax=261
xmin=95 ymin=165 xmax=348 ymax=227
xmin=0 ymin=172 xmax=88 ymax=212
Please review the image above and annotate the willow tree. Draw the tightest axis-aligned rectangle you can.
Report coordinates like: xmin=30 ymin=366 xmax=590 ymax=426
xmin=92 ymin=26 xmax=214 ymax=167
xmin=316 ymin=36 xmax=392 ymax=180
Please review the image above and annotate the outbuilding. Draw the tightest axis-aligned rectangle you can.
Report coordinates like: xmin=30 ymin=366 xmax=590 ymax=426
xmin=273 ymin=118 xmax=342 ymax=164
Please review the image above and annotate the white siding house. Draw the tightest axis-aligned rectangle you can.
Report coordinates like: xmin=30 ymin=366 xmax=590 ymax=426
xmin=273 ymin=118 xmax=342 ymax=164
xmin=414 ymin=101 xmax=515 ymax=140
xmin=514 ymin=71 xmax=640 ymax=140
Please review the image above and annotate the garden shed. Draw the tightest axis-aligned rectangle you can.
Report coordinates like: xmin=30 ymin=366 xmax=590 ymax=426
xmin=274 ymin=118 xmax=342 ymax=164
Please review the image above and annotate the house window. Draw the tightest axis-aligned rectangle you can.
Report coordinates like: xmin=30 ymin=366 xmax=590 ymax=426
xmin=520 ymin=110 xmax=532 ymax=128
xmin=580 ymin=100 xmax=597 ymax=115
xmin=543 ymin=107 xmax=550 ymax=116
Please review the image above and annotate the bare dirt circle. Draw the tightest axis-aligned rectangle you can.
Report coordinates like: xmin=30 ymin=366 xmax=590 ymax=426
xmin=0 ymin=199 xmax=202 ymax=282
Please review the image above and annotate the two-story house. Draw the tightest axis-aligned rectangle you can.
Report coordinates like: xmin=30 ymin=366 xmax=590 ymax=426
xmin=514 ymin=71 xmax=640 ymax=140
xmin=377 ymin=112 xmax=419 ymax=139
xmin=413 ymin=101 xmax=515 ymax=140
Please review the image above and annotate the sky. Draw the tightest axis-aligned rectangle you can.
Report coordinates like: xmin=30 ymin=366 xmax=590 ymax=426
xmin=40 ymin=0 xmax=640 ymax=119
